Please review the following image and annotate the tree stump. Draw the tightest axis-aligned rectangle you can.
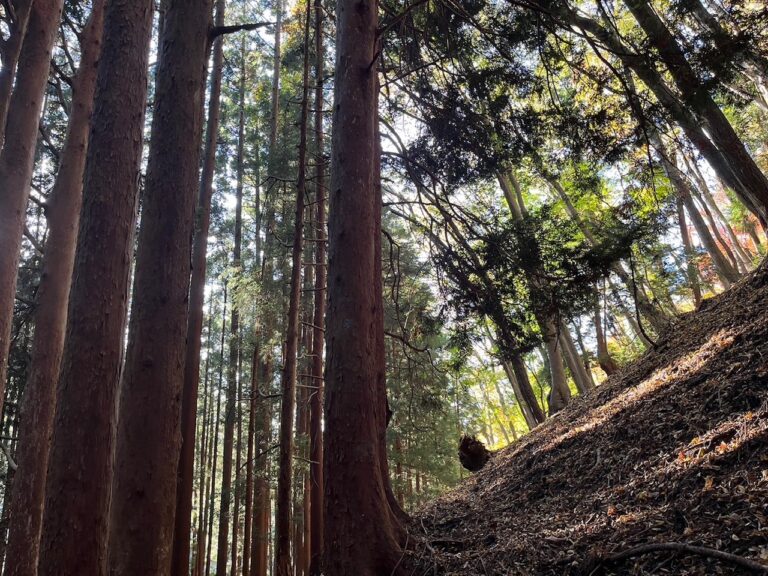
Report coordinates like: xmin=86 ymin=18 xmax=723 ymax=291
xmin=458 ymin=435 xmax=491 ymax=472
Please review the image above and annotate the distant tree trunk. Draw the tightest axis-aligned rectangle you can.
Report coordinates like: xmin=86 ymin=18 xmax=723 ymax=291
xmin=0 ymin=0 xmax=33 ymax=137
xmin=677 ymin=196 xmax=703 ymax=307
xmin=242 ymin=345 xmax=259 ymax=576
xmin=250 ymin=356 xmax=272 ymax=576
xmin=628 ymin=0 xmax=768 ymax=221
xmin=500 ymin=357 xmax=538 ymax=430
xmin=308 ymin=0 xmax=326 ymax=567
xmin=562 ymin=7 xmax=768 ymax=224
xmin=2 ymin=4 xmax=104 ymax=574
xmin=38 ymin=1 xmax=154 ymax=574
xmin=275 ymin=2 xmax=311 ymax=572
xmin=593 ymin=292 xmax=618 ymax=376
xmin=655 ymin=143 xmax=740 ymax=286
xmin=324 ymin=0 xmax=407 ymax=571
xmin=543 ymin=324 xmax=571 ymax=414
xmin=500 ymin=173 xmax=572 ymax=410
xmin=683 ymin=155 xmax=754 ymax=269
xmin=216 ymin=135 xmax=245 ymax=576
xmin=559 ymin=324 xmax=594 ymax=394
xmin=296 ymin=219 xmax=314 ymax=576
xmin=107 ymin=0 xmax=212 ymax=571
xmin=192 ymin=305 xmax=214 ymax=576
xmin=229 ymin=39 xmax=248 ymax=576
xmin=543 ymin=173 xmax=670 ymax=333
xmin=206 ymin=290 xmax=228 ymax=576
xmin=231 ymin=362 xmax=243 ymax=576
xmin=0 ymin=0 xmax=64 ymax=421
xmin=172 ymin=0 xmax=227 ymax=572
xmin=570 ymin=321 xmax=597 ymax=388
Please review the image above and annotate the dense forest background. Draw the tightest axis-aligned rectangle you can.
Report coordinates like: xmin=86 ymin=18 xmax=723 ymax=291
xmin=0 ymin=0 xmax=766 ymax=574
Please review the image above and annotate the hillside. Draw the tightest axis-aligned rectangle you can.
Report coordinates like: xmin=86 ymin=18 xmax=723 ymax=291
xmin=411 ymin=264 xmax=768 ymax=575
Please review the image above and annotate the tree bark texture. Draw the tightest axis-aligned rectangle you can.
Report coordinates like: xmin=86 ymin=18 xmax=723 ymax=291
xmin=323 ymin=0 xmax=407 ymax=571
xmin=0 ymin=0 xmax=64 ymax=424
xmin=275 ymin=2 xmax=311 ymax=572
xmin=172 ymin=1 xmax=227 ymax=573
xmin=3 ymin=3 xmax=105 ymax=574
xmin=107 ymin=0 xmax=213 ymax=572
xmin=38 ymin=1 xmax=154 ymax=574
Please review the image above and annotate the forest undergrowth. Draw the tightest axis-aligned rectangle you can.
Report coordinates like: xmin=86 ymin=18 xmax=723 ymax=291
xmin=411 ymin=261 xmax=768 ymax=575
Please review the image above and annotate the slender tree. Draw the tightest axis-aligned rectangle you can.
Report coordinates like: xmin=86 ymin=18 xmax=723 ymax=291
xmin=38 ymin=1 xmax=154 ymax=574
xmin=308 ymin=0 xmax=326 ymax=566
xmin=0 ymin=0 xmax=64 ymax=420
xmin=3 ymin=4 xmax=105 ymax=574
xmin=0 ymin=0 xmax=33 ymax=136
xmin=172 ymin=1 xmax=227 ymax=572
xmin=275 ymin=0 xmax=311 ymax=571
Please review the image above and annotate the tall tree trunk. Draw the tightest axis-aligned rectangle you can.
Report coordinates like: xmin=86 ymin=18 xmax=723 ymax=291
xmin=216 ymin=149 xmax=244 ymax=576
xmin=250 ymin=355 xmax=272 ymax=576
xmin=0 ymin=0 xmax=64 ymax=421
xmin=107 ymin=0 xmax=212 ymax=572
xmin=593 ymin=291 xmax=619 ymax=376
xmin=38 ymin=1 xmax=154 ymax=574
xmin=3 ymin=4 xmax=104 ymax=574
xmin=229 ymin=38 xmax=248 ymax=576
xmin=499 ymin=172 xmax=572 ymax=410
xmin=295 ymin=218 xmax=314 ymax=576
xmin=543 ymin=324 xmax=570 ymax=414
xmin=275 ymin=2 xmax=311 ymax=572
xmin=542 ymin=172 xmax=670 ymax=332
xmin=324 ymin=0 xmax=407 ymax=571
xmin=655 ymin=142 xmax=741 ymax=286
xmin=308 ymin=0 xmax=326 ymax=566
xmin=562 ymin=7 xmax=768 ymax=224
xmin=625 ymin=0 xmax=768 ymax=221
xmin=559 ymin=323 xmax=594 ymax=394
xmin=0 ymin=0 xmax=33 ymax=137
xmin=172 ymin=0 xmax=227 ymax=572
xmin=207 ymin=290 xmax=228 ymax=576
xmin=677 ymin=196 xmax=703 ymax=307
xmin=231 ymin=366 xmax=243 ymax=576
xmin=192 ymin=305 xmax=214 ymax=576
xmin=242 ymin=345 xmax=259 ymax=576
xmin=683 ymin=154 xmax=754 ymax=268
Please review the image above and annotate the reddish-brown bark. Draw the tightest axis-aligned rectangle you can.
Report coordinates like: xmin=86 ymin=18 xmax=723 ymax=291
xmin=0 ymin=0 xmax=64 ymax=426
xmin=308 ymin=0 xmax=326 ymax=570
xmin=323 ymin=0 xmax=406 ymax=572
xmin=0 ymin=0 xmax=33 ymax=137
xmin=216 ymin=63 xmax=245 ymax=576
xmin=3 ymin=3 xmax=105 ymax=574
xmin=37 ymin=1 xmax=154 ymax=574
xmin=229 ymin=38 xmax=248 ymax=576
xmin=275 ymin=2 xmax=311 ymax=572
xmin=242 ymin=345 xmax=259 ymax=576
xmin=172 ymin=1 xmax=227 ymax=573
xmin=206 ymin=290 xmax=228 ymax=576
xmin=106 ymin=0 xmax=212 ymax=572
xmin=250 ymin=355 xmax=272 ymax=576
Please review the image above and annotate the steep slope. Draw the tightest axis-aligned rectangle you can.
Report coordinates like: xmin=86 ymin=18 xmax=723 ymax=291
xmin=412 ymin=263 xmax=768 ymax=575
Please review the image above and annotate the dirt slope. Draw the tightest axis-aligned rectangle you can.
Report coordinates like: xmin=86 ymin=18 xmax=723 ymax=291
xmin=411 ymin=264 xmax=768 ymax=575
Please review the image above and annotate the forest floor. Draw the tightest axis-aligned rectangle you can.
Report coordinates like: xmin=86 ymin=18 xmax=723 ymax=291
xmin=409 ymin=262 xmax=768 ymax=575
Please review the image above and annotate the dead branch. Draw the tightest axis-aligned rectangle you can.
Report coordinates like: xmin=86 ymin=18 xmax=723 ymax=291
xmin=604 ymin=543 xmax=768 ymax=573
